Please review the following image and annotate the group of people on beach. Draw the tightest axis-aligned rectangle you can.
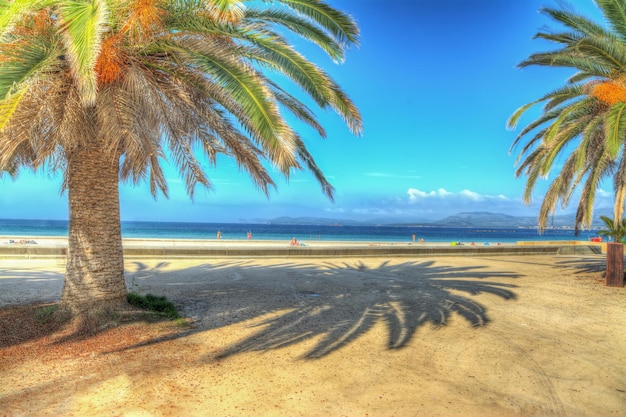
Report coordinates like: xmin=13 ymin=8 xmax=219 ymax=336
xmin=211 ymin=231 xmax=501 ymax=246
xmin=4 ymin=239 xmax=37 ymax=245
xmin=214 ymin=230 xmax=305 ymax=247
xmin=411 ymin=234 xmax=425 ymax=243
xmin=215 ymin=230 xmax=253 ymax=240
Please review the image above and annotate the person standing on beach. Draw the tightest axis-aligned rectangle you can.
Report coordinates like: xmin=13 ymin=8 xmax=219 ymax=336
xmin=216 ymin=231 xmax=221 ymax=240
xmin=247 ymin=231 xmax=252 ymax=240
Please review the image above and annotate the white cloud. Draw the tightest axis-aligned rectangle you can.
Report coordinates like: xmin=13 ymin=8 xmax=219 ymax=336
xmin=314 ymin=188 xmax=532 ymax=222
xmin=407 ymin=187 xmax=498 ymax=203
xmin=459 ymin=189 xmax=482 ymax=200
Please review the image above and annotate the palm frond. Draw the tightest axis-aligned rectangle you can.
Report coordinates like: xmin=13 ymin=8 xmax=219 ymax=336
xmin=270 ymin=0 xmax=359 ymax=46
xmin=572 ymin=34 xmax=626 ymax=72
xmin=58 ymin=0 xmax=109 ymax=105
xmin=245 ymin=8 xmax=345 ymax=62
xmin=267 ymin=78 xmax=326 ymax=137
xmin=596 ymin=0 xmax=626 ymax=40
xmin=0 ymin=0 xmax=48 ymax=41
xmin=604 ymin=101 xmax=626 ymax=158
xmin=176 ymin=37 xmax=299 ymax=172
xmin=612 ymin=142 xmax=626 ymax=221
xmin=540 ymin=6 xmax=608 ymax=38
xmin=240 ymin=28 xmax=361 ymax=135
xmin=293 ymin=133 xmax=334 ymax=200
xmin=0 ymin=33 xmax=58 ymax=100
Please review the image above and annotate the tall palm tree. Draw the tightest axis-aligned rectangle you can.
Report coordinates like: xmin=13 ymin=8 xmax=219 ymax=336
xmin=508 ymin=0 xmax=626 ymax=234
xmin=0 ymin=0 xmax=362 ymax=322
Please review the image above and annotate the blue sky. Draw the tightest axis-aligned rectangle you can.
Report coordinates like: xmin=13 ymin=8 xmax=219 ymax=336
xmin=0 ymin=0 xmax=615 ymax=223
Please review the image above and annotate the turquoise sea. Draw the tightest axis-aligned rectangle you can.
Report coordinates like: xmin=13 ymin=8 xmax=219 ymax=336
xmin=0 ymin=219 xmax=600 ymax=244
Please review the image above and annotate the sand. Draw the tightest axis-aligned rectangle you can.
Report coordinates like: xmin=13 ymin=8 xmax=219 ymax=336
xmin=0 ymin=243 xmax=625 ymax=417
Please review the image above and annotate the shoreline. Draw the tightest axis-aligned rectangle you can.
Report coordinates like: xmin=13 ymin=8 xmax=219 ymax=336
xmin=0 ymin=235 xmax=604 ymax=258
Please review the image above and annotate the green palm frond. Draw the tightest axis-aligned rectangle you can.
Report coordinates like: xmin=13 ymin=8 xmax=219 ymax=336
xmin=507 ymin=84 xmax=586 ymax=138
xmin=510 ymin=106 xmax=563 ymax=152
xmin=0 ymin=0 xmax=49 ymax=41
xmin=537 ymin=154 xmax=578 ymax=228
xmin=604 ymin=101 xmax=626 ymax=157
xmin=576 ymin=118 xmax=605 ymax=170
xmin=568 ymin=68 xmax=612 ymax=83
xmin=596 ymin=0 xmax=626 ymax=40
xmin=293 ymin=133 xmax=334 ymax=200
xmin=242 ymin=30 xmax=361 ymax=135
xmin=270 ymin=0 xmax=359 ymax=46
xmin=0 ymin=33 xmax=58 ymax=99
xmin=507 ymin=101 xmax=539 ymax=131
xmin=612 ymin=143 xmax=626 ymax=221
xmin=244 ymin=30 xmax=335 ymax=105
xmin=267 ymin=78 xmax=326 ymax=137
xmin=543 ymin=84 xmax=585 ymax=111
xmin=58 ymin=0 xmax=109 ymax=105
xmin=176 ymin=37 xmax=298 ymax=169
xmin=573 ymin=35 xmax=626 ymax=71
xmin=245 ymin=8 xmax=345 ymax=62
xmin=541 ymin=6 xmax=608 ymax=37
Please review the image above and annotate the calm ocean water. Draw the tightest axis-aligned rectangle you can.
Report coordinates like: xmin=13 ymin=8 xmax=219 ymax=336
xmin=0 ymin=219 xmax=599 ymax=244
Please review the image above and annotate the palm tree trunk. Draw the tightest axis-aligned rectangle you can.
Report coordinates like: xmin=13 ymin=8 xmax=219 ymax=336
xmin=606 ymin=242 xmax=624 ymax=287
xmin=59 ymin=141 xmax=127 ymax=319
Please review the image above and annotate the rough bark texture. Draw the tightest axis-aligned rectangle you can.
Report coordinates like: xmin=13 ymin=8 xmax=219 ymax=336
xmin=59 ymin=142 xmax=128 ymax=319
xmin=606 ymin=243 xmax=624 ymax=287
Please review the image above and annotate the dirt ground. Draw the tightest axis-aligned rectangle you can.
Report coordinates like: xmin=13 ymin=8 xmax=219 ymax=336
xmin=0 ymin=254 xmax=625 ymax=417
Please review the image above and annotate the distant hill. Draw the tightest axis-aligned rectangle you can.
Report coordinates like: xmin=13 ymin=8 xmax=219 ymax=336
xmin=433 ymin=212 xmax=538 ymax=227
xmin=267 ymin=210 xmax=617 ymax=228
xmin=427 ymin=211 xmax=612 ymax=228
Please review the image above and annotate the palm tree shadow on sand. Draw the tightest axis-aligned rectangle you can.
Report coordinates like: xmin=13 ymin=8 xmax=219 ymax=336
xmin=554 ymin=256 xmax=607 ymax=275
xmin=128 ymin=259 xmax=520 ymax=360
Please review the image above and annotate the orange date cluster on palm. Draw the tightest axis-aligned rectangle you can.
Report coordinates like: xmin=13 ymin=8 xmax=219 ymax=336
xmin=95 ymin=35 xmax=126 ymax=86
xmin=591 ymin=80 xmax=626 ymax=105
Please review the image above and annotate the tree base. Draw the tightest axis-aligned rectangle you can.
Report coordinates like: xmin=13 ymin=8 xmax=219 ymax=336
xmin=56 ymin=297 xmax=140 ymax=334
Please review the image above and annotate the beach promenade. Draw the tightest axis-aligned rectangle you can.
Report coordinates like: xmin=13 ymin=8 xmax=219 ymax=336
xmin=0 ymin=240 xmax=624 ymax=417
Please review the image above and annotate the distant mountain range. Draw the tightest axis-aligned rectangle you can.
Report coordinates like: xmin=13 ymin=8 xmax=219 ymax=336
xmin=266 ymin=211 xmax=615 ymax=228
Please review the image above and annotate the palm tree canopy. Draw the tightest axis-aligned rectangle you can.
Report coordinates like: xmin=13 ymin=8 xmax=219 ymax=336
xmin=0 ymin=0 xmax=362 ymax=200
xmin=508 ymin=0 xmax=626 ymax=232
xmin=597 ymin=214 xmax=626 ymax=242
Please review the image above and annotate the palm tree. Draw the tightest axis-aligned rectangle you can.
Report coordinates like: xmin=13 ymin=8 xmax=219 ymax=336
xmin=508 ymin=0 xmax=626 ymax=234
xmin=0 ymin=0 xmax=362 ymax=323
xmin=597 ymin=215 xmax=626 ymax=243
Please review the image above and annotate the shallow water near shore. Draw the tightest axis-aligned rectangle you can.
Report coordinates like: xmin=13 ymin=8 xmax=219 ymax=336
xmin=0 ymin=218 xmax=599 ymax=244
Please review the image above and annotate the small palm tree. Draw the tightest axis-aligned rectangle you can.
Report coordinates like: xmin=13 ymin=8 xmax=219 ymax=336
xmin=508 ymin=0 xmax=626 ymax=234
xmin=0 ymin=0 xmax=362 ymax=323
xmin=597 ymin=215 xmax=626 ymax=243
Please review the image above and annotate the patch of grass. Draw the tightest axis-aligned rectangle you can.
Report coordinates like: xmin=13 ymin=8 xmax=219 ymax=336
xmin=127 ymin=292 xmax=180 ymax=320
xmin=35 ymin=304 xmax=59 ymax=323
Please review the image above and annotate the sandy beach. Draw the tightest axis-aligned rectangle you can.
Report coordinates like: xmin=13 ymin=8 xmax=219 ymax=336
xmin=0 ymin=239 xmax=625 ymax=417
